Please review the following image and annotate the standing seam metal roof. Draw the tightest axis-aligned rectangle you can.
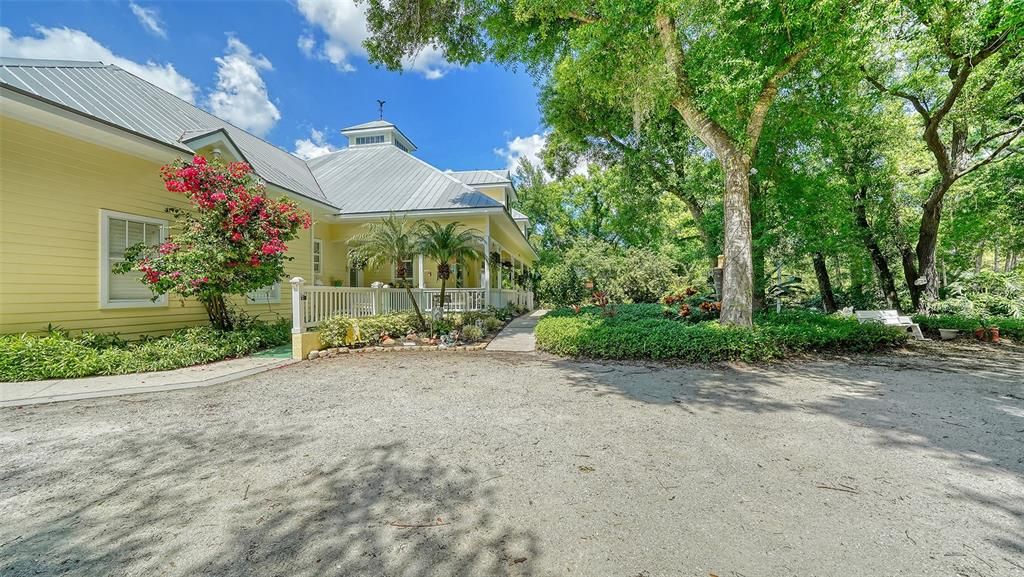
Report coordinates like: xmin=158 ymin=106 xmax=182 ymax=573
xmin=0 ymin=57 xmax=510 ymax=216
xmin=306 ymin=146 xmax=503 ymax=214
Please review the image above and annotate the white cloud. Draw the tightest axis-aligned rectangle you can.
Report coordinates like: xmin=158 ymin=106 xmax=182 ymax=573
xmin=495 ymin=133 xmax=589 ymax=178
xmin=295 ymin=0 xmax=454 ymax=78
xmin=208 ymin=36 xmax=280 ymax=137
xmin=297 ymin=33 xmax=316 ymax=58
xmin=402 ymin=46 xmax=450 ymax=79
xmin=129 ymin=2 xmax=166 ymax=38
xmin=0 ymin=25 xmax=197 ymax=102
xmin=496 ymin=133 xmax=548 ymax=172
xmin=293 ymin=127 xmax=338 ymax=159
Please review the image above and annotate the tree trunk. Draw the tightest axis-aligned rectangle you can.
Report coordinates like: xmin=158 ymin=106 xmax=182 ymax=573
xmin=900 ymin=246 xmax=922 ymax=312
xmin=851 ymin=186 xmax=900 ymax=310
xmin=438 ymin=276 xmax=447 ymax=323
xmin=404 ymin=285 xmax=427 ymax=331
xmin=202 ymin=294 xmax=233 ymax=331
xmin=812 ymin=252 xmax=838 ymax=314
xmin=719 ymin=155 xmax=754 ymax=326
xmin=750 ymin=176 xmax=766 ymax=312
xmin=913 ymin=183 xmax=946 ymax=312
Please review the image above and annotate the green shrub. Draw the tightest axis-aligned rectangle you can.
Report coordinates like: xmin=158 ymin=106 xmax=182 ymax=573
xmin=936 ymin=269 xmax=1024 ymax=318
xmin=912 ymin=314 xmax=1024 ymax=341
xmin=536 ymin=305 xmax=907 ymax=362
xmin=482 ymin=316 xmax=504 ymax=332
xmin=0 ymin=320 xmax=290 ymax=382
xmin=536 ymin=239 xmax=683 ymax=307
xmin=319 ymin=315 xmax=355 ymax=347
xmin=354 ymin=311 xmax=419 ymax=344
xmin=462 ymin=325 xmax=484 ymax=341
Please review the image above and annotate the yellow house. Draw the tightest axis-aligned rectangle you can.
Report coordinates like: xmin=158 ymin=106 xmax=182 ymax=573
xmin=0 ymin=57 xmax=536 ymax=339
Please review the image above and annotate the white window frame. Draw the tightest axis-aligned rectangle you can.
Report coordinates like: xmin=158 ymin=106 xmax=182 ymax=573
xmin=394 ymin=259 xmax=414 ymax=283
xmin=99 ymin=209 xmax=168 ymax=309
xmin=246 ymin=282 xmax=281 ymax=305
xmin=312 ymin=238 xmax=323 ymax=275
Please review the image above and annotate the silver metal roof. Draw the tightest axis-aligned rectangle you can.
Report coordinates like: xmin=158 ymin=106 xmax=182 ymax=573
xmin=341 ymin=120 xmax=395 ymax=131
xmin=307 ymin=145 xmax=504 ymax=214
xmin=448 ymin=169 xmax=511 ymax=186
xmin=0 ymin=57 xmax=519 ymax=217
xmin=510 ymin=207 xmax=529 ymax=221
xmin=0 ymin=58 xmax=329 ymax=204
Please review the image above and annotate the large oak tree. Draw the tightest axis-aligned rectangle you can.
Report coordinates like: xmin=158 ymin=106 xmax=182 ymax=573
xmin=359 ymin=0 xmax=867 ymax=326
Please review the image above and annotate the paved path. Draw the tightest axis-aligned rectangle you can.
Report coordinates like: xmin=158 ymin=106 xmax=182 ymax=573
xmin=486 ymin=309 xmax=547 ymax=352
xmin=0 ymin=356 xmax=294 ymax=407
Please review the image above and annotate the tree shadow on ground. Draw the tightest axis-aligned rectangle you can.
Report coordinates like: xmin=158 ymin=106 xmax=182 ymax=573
xmin=2 ymin=426 xmax=538 ymax=576
xmin=544 ymin=343 xmax=1024 ymax=563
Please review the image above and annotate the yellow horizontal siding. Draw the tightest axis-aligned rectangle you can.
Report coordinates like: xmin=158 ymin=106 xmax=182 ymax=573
xmin=0 ymin=116 xmax=313 ymax=338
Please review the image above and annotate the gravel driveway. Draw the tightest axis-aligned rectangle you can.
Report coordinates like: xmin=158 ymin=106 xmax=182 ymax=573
xmin=2 ymin=344 xmax=1022 ymax=577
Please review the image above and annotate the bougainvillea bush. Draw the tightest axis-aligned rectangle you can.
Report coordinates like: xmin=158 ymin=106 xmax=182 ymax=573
xmin=116 ymin=156 xmax=311 ymax=330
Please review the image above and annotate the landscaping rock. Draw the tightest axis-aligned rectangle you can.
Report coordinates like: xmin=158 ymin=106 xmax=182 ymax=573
xmin=307 ymin=351 xmax=319 ymax=361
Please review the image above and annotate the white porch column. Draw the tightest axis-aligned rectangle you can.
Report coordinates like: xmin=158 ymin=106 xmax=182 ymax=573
xmin=290 ymin=277 xmax=305 ymax=334
xmin=482 ymin=221 xmax=491 ymax=306
xmin=418 ymin=254 xmax=425 ymax=289
xmin=512 ymin=255 xmax=519 ymax=304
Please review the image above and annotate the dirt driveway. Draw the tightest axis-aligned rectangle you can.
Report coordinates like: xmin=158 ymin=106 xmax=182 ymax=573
xmin=2 ymin=343 xmax=1022 ymax=576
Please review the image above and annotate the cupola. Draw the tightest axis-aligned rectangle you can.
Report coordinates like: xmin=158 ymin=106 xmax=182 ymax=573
xmin=340 ymin=120 xmax=417 ymax=153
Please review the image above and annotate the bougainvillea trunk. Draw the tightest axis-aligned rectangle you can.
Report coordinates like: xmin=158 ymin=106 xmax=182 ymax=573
xmin=202 ymin=294 xmax=234 ymax=331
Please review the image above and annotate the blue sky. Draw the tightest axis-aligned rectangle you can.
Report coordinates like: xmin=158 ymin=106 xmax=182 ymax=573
xmin=0 ymin=0 xmax=547 ymax=171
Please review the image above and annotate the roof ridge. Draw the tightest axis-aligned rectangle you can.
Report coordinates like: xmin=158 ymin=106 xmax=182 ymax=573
xmin=0 ymin=57 xmax=108 ymax=68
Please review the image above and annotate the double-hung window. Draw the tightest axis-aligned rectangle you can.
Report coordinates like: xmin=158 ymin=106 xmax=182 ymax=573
xmin=100 ymin=210 xmax=167 ymax=308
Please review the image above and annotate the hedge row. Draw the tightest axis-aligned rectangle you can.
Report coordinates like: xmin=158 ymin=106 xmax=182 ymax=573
xmin=912 ymin=314 xmax=1024 ymax=341
xmin=0 ymin=320 xmax=290 ymax=382
xmin=535 ymin=306 xmax=908 ymax=363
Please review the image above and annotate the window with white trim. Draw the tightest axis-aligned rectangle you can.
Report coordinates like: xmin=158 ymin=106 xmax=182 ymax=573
xmin=100 ymin=210 xmax=167 ymax=308
xmin=246 ymin=282 xmax=281 ymax=304
xmin=394 ymin=259 xmax=414 ymax=282
xmin=313 ymin=238 xmax=323 ymax=275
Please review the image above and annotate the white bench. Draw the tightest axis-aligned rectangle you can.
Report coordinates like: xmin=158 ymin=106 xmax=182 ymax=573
xmin=855 ymin=310 xmax=925 ymax=340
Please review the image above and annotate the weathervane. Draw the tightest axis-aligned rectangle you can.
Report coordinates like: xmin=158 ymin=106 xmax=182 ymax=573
xmin=376 ymin=99 xmax=386 ymax=120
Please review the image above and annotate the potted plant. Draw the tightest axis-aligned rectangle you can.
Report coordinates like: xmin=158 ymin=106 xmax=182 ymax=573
xmin=974 ymin=320 xmax=1000 ymax=343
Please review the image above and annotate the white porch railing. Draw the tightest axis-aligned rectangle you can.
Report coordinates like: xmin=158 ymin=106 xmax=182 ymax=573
xmin=290 ymin=277 xmax=534 ymax=332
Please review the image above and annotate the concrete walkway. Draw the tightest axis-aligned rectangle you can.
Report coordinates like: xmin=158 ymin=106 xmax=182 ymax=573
xmin=0 ymin=356 xmax=294 ymax=407
xmin=485 ymin=309 xmax=547 ymax=352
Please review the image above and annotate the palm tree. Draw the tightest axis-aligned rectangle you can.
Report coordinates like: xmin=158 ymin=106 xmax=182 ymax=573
xmin=416 ymin=222 xmax=482 ymax=318
xmin=349 ymin=214 xmax=427 ymax=330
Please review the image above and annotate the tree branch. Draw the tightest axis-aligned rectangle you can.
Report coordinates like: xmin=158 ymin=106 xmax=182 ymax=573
xmin=746 ymin=45 xmax=812 ymax=153
xmin=957 ymin=123 xmax=1024 ymax=179
xmin=654 ymin=11 xmax=737 ymax=160
xmin=566 ymin=11 xmax=599 ymax=24
xmin=861 ymin=67 xmax=931 ymax=121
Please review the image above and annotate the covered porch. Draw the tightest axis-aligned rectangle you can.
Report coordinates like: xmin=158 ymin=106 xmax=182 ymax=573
xmin=293 ymin=209 xmax=537 ymax=331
